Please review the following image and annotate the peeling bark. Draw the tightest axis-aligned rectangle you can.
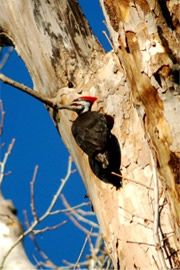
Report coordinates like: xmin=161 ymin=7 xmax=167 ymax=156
xmin=100 ymin=0 xmax=180 ymax=267
xmin=0 ymin=0 xmax=180 ymax=268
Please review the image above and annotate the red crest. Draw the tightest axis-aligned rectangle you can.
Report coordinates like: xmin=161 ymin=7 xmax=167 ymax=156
xmin=80 ymin=96 xmax=97 ymax=103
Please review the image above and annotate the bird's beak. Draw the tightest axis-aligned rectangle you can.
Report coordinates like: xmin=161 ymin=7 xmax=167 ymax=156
xmin=58 ymin=104 xmax=81 ymax=113
xmin=58 ymin=105 xmax=72 ymax=110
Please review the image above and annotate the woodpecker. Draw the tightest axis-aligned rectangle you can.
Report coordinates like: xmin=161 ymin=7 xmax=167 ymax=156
xmin=59 ymin=96 xmax=121 ymax=188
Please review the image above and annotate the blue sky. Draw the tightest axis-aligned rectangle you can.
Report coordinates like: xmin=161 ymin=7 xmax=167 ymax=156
xmin=0 ymin=1 xmax=110 ymax=267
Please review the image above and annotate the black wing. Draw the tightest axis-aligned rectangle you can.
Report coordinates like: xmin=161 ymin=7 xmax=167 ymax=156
xmin=71 ymin=111 xmax=112 ymax=157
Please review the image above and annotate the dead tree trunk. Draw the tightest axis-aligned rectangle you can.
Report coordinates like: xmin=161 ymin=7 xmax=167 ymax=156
xmin=0 ymin=0 xmax=179 ymax=268
xmin=0 ymin=192 xmax=35 ymax=270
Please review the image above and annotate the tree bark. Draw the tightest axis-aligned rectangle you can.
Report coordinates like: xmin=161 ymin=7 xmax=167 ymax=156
xmin=0 ymin=0 xmax=179 ymax=268
xmin=0 ymin=192 xmax=35 ymax=270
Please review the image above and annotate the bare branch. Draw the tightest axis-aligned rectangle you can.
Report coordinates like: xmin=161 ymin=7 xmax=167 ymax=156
xmin=23 ymin=210 xmax=58 ymax=269
xmin=60 ymin=229 xmax=111 ymax=269
xmin=0 ymin=47 xmax=13 ymax=70
xmin=61 ymin=194 xmax=99 ymax=229
xmin=87 ymin=232 xmax=105 ymax=268
xmin=0 ymin=138 xmax=15 ymax=187
xmin=102 ymin=30 xmax=113 ymax=49
xmin=0 ymin=73 xmax=55 ymax=108
xmin=33 ymin=220 xmax=67 ymax=235
xmin=64 ymin=209 xmax=98 ymax=236
xmin=77 ymin=208 xmax=95 ymax=217
xmin=40 ymin=156 xmax=74 ymax=219
xmin=62 ymin=259 xmax=89 ymax=269
xmin=30 ymin=165 xmax=39 ymax=221
xmin=0 ymin=156 xmax=73 ymax=269
xmin=32 ymin=255 xmax=44 ymax=270
xmin=74 ymin=227 xmax=93 ymax=269
xmin=49 ymin=201 xmax=91 ymax=216
xmin=112 ymin=171 xmax=154 ymax=190
xmin=0 ymin=100 xmax=5 ymax=135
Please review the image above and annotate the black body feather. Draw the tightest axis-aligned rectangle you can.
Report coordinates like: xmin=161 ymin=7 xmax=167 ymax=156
xmin=72 ymin=111 xmax=112 ymax=158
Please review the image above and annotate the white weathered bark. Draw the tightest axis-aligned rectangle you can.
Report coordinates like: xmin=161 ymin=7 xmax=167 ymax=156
xmin=0 ymin=193 xmax=35 ymax=269
xmin=99 ymin=0 xmax=180 ymax=267
xmin=0 ymin=0 xmax=179 ymax=268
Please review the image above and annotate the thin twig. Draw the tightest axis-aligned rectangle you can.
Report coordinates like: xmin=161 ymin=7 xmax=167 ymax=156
xmin=66 ymin=210 xmax=98 ymax=236
xmin=0 ymin=142 xmax=5 ymax=150
xmin=74 ymin=227 xmax=93 ymax=269
xmin=0 ymin=47 xmax=13 ymax=70
xmin=62 ymin=260 xmax=89 ymax=269
xmin=112 ymin=171 xmax=153 ymax=190
xmin=152 ymin=255 xmax=161 ymax=270
xmin=77 ymin=209 xmax=95 ymax=216
xmin=30 ymin=165 xmax=39 ymax=221
xmin=0 ymin=73 xmax=54 ymax=108
xmin=88 ymin=231 xmax=102 ymax=268
xmin=0 ymin=138 xmax=15 ymax=187
xmin=33 ymin=220 xmax=67 ymax=234
xmin=32 ymin=255 xmax=43 ymax=270
xmin=0 ymin=100 xmax=5 ymax=135
xmin=61 ymin=199 xmax=98 ymax=236
xmin=39 ymin=156 xmax=73 ymax=220
xmin=102 ymin=30 xmax=113 ymax=49
xmin=61 ymin=194 xmax=99 ymax=229
xmin=49 ymin=201 xmax=91 ymax=216
xmin=23 ymin=210 xmax=58 ymax=269
xmin=62 ymin=231 xmax=111 ymax=270
xmin=127 ymin=240 xmax=155 ymax=246
xmin=150 ymin=151 xmax=168 ymax=269
xmin=105 ymin=257 xmax=113 ymax=270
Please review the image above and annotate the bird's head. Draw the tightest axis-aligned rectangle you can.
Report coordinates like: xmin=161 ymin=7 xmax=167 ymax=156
xmin=59 ymin=96 xmax=97 ymax=114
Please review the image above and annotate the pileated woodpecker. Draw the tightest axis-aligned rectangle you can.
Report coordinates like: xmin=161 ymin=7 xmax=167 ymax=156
xmin=59 ymin=96 xmax=121 ymax=188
